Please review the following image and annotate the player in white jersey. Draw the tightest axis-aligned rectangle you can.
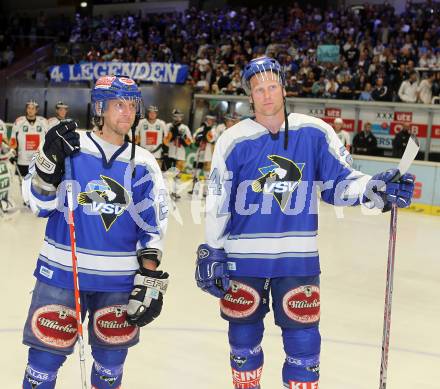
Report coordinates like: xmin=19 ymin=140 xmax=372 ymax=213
xmin=193 ymin=114 xmax=216 ymax=168
xmin=164 ymin=109 xmax=193 ymax=199
xmin=215 ymin=113 xmax=239 ymax=139
xmin=47 ymin=101 xmax=69 ymax=128
xmin=189 ymin=114 xmax=216 ymax=195
xmin=10 ymin=100 xmax=48 ymax=177
xmin=135 ymin=105 xmax=166 ymax=168
xmin=333 ymin=117 xmax=351 ymax=152
xmin=194 ymin=57 xmax=415 ymax=389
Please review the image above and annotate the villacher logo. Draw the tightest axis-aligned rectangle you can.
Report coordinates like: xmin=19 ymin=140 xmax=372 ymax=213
xmin=252 ymin=155 xmax=304 ymax=211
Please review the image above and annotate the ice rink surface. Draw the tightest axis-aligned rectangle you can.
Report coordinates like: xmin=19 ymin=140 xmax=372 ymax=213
xmin=1 ymin=178 xmax=439 ymax=388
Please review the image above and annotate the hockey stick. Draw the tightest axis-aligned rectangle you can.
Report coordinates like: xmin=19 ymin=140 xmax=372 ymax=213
xmin=379 ymin=136 xmax=419 ymax=389
xmin=189 ymin=146 xmax=201 ymax=195
xmin=64 ymin=157 xmax=88 ymax=389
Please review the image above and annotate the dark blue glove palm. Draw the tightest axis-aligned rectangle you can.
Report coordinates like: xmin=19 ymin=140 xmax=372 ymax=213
xmin=364 ymin=168 xmax=415 ymax=211
xmin=195 ymin=244 xmax=230 ymax=298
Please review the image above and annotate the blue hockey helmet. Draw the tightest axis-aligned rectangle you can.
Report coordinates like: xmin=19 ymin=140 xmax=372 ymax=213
xmin=241 ymin=56 xmax=286 ymax=95
xmin=91 ymin=75 xmax=144 ymax=119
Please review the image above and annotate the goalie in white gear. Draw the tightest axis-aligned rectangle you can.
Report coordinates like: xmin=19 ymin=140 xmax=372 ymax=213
xmin=135 ymin=105 xmax=167 ymax=169
xmin=0 ymin=119 xmax=17 ymax=216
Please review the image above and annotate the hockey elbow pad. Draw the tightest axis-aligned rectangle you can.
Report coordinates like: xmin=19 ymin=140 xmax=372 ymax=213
xmin=195 ymin=244 xmax=230 ymax=298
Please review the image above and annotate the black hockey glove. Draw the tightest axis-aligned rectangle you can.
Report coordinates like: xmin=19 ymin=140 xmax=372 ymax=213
xmin=35 ymin=120 xmax=80 ymax=186
xmin=170 ymin=125 xmax=179 ymax=141
xmin=126 ymin=268 xmax=169 ymax=327
xmin=195 ymin=132 xmax=204 ymax=146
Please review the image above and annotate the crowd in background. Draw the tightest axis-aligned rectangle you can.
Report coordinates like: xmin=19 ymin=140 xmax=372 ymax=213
xmin=2 ymin=2 xmax=440 ymax=103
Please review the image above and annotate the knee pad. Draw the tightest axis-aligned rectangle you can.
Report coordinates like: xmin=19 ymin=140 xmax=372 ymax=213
xmin=229 ymin=321 xmax=264 ymax=389
xmin=282 ymin=327 xmax=321 ymax=387
xmin=91 ymin=347 xmax=128 ymax=389
xmin=23 ymin=348 xmax=66 ymax=389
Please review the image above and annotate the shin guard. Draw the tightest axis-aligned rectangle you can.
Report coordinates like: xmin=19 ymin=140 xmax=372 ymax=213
xmin=229 ymin=321 xmax=264 ymax=389
xmin=91 ymin=347 xmax=127 ymax=389
xmin=23 ymin=348 xmax=66 ymax=389
xmin=282 ymin=327 xmax=320 ymax=389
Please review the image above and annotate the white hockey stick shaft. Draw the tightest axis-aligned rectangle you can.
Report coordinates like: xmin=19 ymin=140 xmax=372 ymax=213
xmin=65 ymin=157 xmax=88 ymax=389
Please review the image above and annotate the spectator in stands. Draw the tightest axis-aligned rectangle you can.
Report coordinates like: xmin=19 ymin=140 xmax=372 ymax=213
xmin=311 ymin=75 xmax=326 ymax=98
xmin=359 ymin=83 xmax=374 ymax=101
xmin=324 ymin=77 xmax=338 ymax=99
xmin=392 ymin=122 xmax=413 ymax=158
xmin=391 ymin=64 xmax=409 ymax=97
xmin=398 ymin=71 xmax=418 ymax=103
xmin=343 ymin=39 xmax=359 ymax=68
xmin=301 ymin=72 xmax=315 ymax=98
xmin=353 ymin=68 xmax=369 ymax=98
xmin=352 ymin=122 xmax=377 ymax=155
xmin=417 ymin=73 xmax=434 ymax=104
xmin=285 ymin=76 xmax=301 ymax=97
xmin=431 ymin=72 xmax=440 ymax=103
xmin=338 ymin=74 xmax=355 ymax=100
xmin=372 ymin=77 xmax=391 ymax=101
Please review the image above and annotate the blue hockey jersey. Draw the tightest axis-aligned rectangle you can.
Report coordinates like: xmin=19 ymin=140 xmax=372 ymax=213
xmin=205 ymin=113 xmax=371 ymax=278
xmin=23 ymin=131 xmax=168 ymax=292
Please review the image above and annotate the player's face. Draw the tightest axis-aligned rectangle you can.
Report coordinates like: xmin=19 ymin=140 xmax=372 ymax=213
xmin=103 ymin=99 xmax=137 ymax=136
xmin=250 ymin=75 xmax=285 ymax=118
xmin=225 ymin=119 xmax=234 ymax=128
xmin=57 ymin=107 xmax=68 ymax=120
xmin=26 ymin=105 xmax=37 ymax=118
xmin=333 ymin=123 xmax=342 ymax=132
xmin=148 ymin=110 xmax=157 ymax=121
xmin=173 ymin=115 xmax=183 ymax=124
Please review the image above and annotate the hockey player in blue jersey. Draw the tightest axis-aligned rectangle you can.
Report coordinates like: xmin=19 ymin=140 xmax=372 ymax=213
xmin=195 ymin=57 xmax=415 ymax=389
xmin=21 ymin=75 xmax=169 ymax=388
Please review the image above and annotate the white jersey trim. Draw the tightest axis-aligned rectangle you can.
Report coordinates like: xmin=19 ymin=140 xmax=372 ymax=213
xmin=224 ymin=235 xmax=318 ymax=255
xmin=40 ymin=240 xmax=139 ymax=272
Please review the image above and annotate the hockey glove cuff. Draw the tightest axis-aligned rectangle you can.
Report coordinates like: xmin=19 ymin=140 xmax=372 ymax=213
xmin=127 ymin=268 xmax=169 ymax=327
xmin=195 ymin=244 xmax=230 ymax=298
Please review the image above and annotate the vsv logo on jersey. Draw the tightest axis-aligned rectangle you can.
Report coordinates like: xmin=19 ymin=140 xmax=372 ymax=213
xmin=77 ymin=175 xmax=131 ymax=231
xmin=252 ymin=155 xmax=304 ymax=211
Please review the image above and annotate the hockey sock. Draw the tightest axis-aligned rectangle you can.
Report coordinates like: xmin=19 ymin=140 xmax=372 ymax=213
xmin=23 ymin=348 xmax=66 ymax=389
xmin=282 ymin=327 xmax=320 ymax=389
xmin=91 ymin=347 xmax=127 ymax=389
xmin=229 ymin=321 xmax=264 ymax=389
